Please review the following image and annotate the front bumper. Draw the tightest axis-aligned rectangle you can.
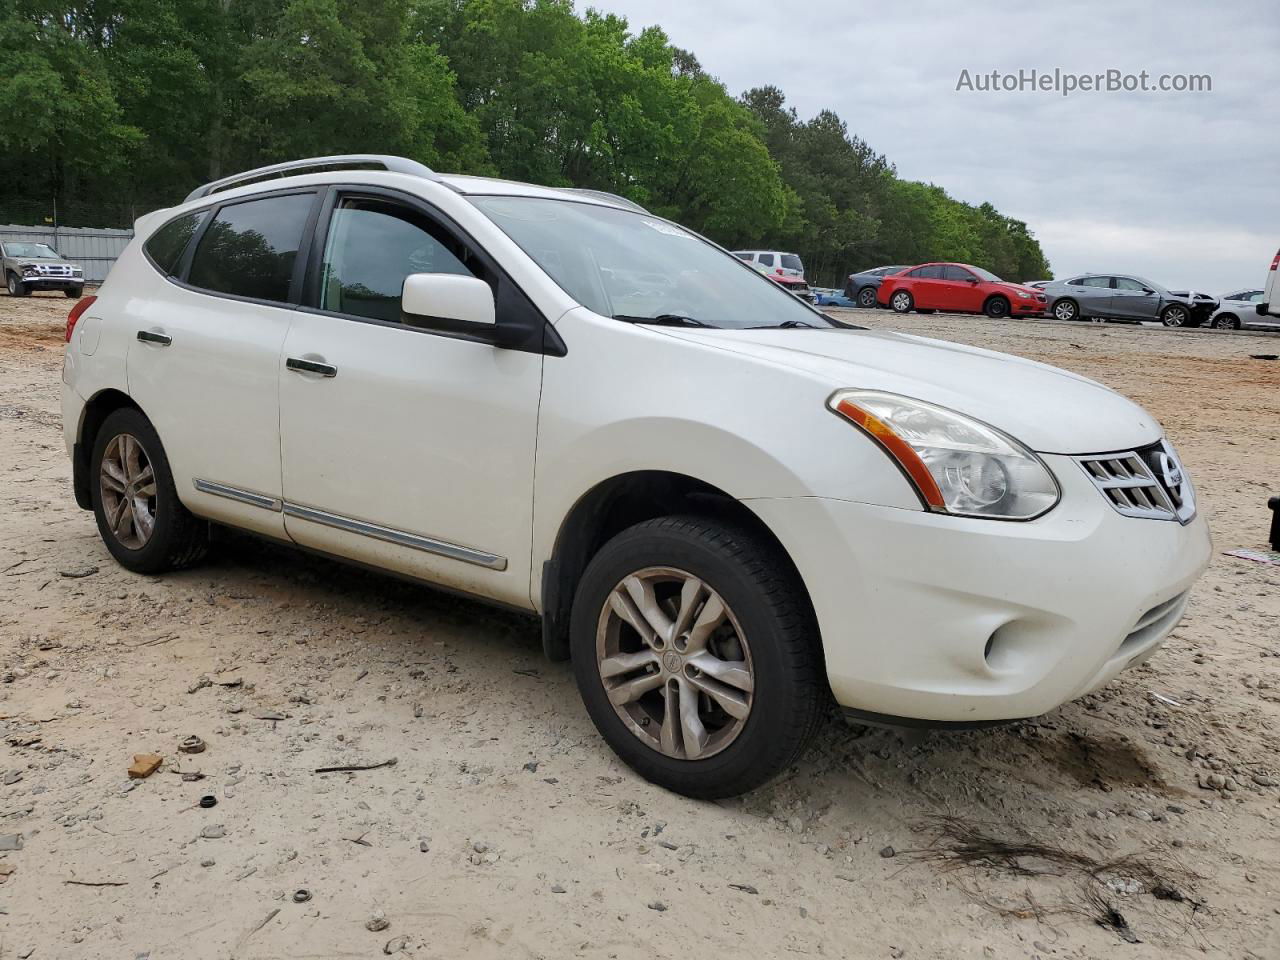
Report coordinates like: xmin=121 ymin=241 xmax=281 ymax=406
xmin=748 ymin=453 xmax=1211 ymax=723
xmin=1013 ymin=297 xmax=1047 ymax=316
xmin=18 ymin=274 xmax=82 ymax=288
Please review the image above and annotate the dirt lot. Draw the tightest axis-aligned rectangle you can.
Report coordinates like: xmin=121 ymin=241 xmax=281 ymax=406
xmin=2 ymin=293 xmax=1278 ymax=960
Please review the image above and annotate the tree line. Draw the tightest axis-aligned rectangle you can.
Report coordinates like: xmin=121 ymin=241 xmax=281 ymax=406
xmin=0 ymin=0 xmax=1052 ymax=285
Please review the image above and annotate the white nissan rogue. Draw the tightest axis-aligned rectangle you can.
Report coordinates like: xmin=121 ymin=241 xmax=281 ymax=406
xmin=62 ymin=155 xmax=1211 ymax=798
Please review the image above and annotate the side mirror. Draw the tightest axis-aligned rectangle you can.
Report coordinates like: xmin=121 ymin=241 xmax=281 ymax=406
xmin=402 ymin=273 xmax=495 ymax=327
xmin=1142 ymin=288 xmax=1155 ymax=295
xmin=966 ymin=277 xmax=979 ymax=284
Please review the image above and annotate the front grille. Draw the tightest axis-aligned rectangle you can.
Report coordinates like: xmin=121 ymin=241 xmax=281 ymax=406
xmin=1076 ymin=439 xmax=1195 ymax=523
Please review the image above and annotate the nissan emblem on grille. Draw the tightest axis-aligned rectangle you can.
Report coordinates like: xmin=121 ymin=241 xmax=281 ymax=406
xmin=1075 ymin=440 xmax=1195 ymax=524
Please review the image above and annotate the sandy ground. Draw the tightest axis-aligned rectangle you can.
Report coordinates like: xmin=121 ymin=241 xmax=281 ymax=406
xmin=1 ymin=293 xmax=1278 ymax=960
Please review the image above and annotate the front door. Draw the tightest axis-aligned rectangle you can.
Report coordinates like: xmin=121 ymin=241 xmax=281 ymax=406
xmin=126 ymin=191 xmax=319 ymax=538
xmin=1110 ymin=276 xmax=1158 ymax=320
xmin=278 ymin=192 xmax=544 ymax=608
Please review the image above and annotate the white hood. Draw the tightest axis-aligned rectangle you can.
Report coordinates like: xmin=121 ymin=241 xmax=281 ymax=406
xmin=660 ymin=326 xmax=1162 ymax=454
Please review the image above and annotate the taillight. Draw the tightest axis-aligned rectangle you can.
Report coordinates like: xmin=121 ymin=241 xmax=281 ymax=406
xmin=775 ymin=268 xmax=783 ymax=275
xmin=1271 ymin=249 xmax=1279 ymax=271
xmin=66 ymin=295 xmax=97 ymax=343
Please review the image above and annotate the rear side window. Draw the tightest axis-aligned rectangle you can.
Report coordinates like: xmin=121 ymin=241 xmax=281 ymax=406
xmin=757 ymin=253 xmax=775 ymax=266
xmin=145 ymin=212 xmax=206 ymax=276
xmin=780 ymin=254 xmax=802 ymax=271
xmin=915 ymin=265 xmax=945 ymax=279
xmin=187 ymin=193 xmax=314 ymax=303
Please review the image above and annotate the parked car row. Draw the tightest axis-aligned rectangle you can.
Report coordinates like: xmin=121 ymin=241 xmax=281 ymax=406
xmin=835 ymin=259 xmax=1280 ymax=331
xmin=734 ymin=249 xmax=815 ymax=302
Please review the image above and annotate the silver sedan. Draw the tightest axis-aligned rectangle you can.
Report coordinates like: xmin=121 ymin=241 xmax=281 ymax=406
xmin=1210 ymin=289 xmax=1277 ymax=330
xmin=1043 ymin=274 xmax=1218 ymax=326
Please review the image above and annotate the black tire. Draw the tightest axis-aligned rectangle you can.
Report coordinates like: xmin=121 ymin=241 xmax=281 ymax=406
xmin=1212 ymin=314 xmax=1240 ymax=330
xmin=889 ymin=289 xmax=914 ymax=314
xmin=65 ymin=286 xmax=84 ymax=299
xmin=570 ymin=516 xmax=825 ymax=799
xmin=1052 ymin=298 xmax=1079 ymax=322
xmin=1160 ymin=304 xmax=1190 ymax=327
xmin=7 ymin=273 xmax=28 ymax=297
xmin=90 ymin=407 xmax=208 ymax=574
xmin=856 ymin=286 xmax=877 ymax=308
xmin=984 ymin=295 xmax=1010 ymax=319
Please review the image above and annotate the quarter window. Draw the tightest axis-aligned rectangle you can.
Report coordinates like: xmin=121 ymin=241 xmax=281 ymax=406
xmin=145 ymin=212 xmax=206 ymax=276
xmin=318 ymin=197 xmax=478 ymax=323
xmin=187 ymin=193 xmax=314 ymax=303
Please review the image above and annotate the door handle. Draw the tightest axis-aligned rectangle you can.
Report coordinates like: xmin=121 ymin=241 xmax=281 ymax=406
xmin=136 ymin=330 xmax=172 ymax=346
xmin=286 ymin=357 xmax=337 ymax=378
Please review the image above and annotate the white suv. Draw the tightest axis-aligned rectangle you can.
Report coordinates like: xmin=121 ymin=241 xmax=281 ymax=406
xmin=62 ymin=155 xmax=1211 ymax=798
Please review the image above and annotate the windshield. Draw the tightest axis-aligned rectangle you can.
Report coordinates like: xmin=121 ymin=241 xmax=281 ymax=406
xmin=4 ymin=242 xmax=59 ymax=259
xmin=969 ymin=266 xmax=1002 ymax=282
xmin=468 ymin=196 xmax=833 ymax=329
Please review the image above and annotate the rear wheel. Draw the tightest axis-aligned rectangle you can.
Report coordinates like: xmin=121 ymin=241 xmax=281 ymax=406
xmin=90 ymin=408 xmax=208 ymax=574
xmin=889 ymin=290 xmax=913 ymax=313
xmin=1212 ymin=314 xmax=1240 ymax=330
xmin=7 ymin=273 xmax=28 ymax=297
xmin=571 ymin=516 xmax=824 ymax=799
xmin=1161 ymin=304 xmax=1190 ymax=327
xmin=984 ymin=296 xmax=1010 ymax=319
xmin=856 ymin=286 xmax=877 ymax=308
xmin=1052 ymin=298 xmax=1079 ymax=322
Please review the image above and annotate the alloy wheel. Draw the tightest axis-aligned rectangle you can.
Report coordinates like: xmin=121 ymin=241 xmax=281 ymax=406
xmin=891 ymin=292 xmax=911 ymax=312
xmin=595 ymin=566 xmax=754 ymax=761
xmin=99 ymin=433 xmax=158 ymax=549
xmin=858 ymin=288 xmax=877 ymax=308
xmin=1053 ymin=301 xmax=1077 ymax=321
xmin=1163 ymin=306 xmax=1188 ymax=327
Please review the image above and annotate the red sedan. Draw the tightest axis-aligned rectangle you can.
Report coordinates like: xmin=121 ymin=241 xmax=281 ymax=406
xmin=877 ymin=263 xmax=1047 ymax=319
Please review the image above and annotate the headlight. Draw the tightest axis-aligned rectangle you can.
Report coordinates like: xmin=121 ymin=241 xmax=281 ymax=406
xmin=827 ymin=389 xmax=1060 ymax=520
xmin=1015 ymin=290 xmax=1031 ymax=299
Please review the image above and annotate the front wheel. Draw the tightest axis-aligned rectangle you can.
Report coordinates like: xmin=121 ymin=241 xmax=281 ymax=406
xmin=1161 ymin=304 xmax=1190 ymax=327
xmin=857 ymin=286 xmax=877 ymax=308
xmin=7 ymin=273 xmax=28 ymax=297
xmin=984 ymin=296 xmax=1010 ymax=319
xmin=889 ymin=290 xmax=914 ymax=313
xmin=90 ymin=408 xmax=208 ymax=574
xmin=1212 ymin=314 xmax=1240 ymax=330
xmin=570 ymin=516 xmax=824 ymax=799
xmin=65 ymin=286 xmax=84 ymax=299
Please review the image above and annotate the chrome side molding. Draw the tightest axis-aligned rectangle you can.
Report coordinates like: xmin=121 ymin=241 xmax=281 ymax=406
xmin=193 ymin=478 xmax=282 ymax=512
xmin=283 ymin=503 xmax=507 ymax=571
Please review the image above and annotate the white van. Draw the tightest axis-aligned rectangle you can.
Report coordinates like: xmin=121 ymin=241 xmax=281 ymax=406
xmin=733 ymin=250 xmax=805 ymax=281
xmin=1259 ymin=248 xmax=1280 ymax=320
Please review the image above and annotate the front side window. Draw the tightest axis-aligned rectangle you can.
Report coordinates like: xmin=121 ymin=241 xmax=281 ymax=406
xmin=968 ymin=266 xmax=1002 ymax=282
xmin=318 ymin=197 xmax=476 ymax=323
xmin=469 ymin=197 xmax=831 ymax=329
xmin=942 ymin=265 xmax=974 ymax=281
xmin=145 ymin=212 xmax=206 ymax=277
xmin=1114 ymin=276 xmax=1145 ymax=291
xmin=1245 ymin=290 xmax=1265 ymax=303
xmin=187 ymin=193 xmax=314 ymax=303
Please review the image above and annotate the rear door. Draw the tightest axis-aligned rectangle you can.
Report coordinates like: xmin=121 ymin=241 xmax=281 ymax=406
xmin=910 ymin=265 xmax=947 ymax=309
xmin=126 ymin=190 xmax=320 ymax=538
xmin=1073 ymin=276 xmax=1112 ymax=317
xmin=277 ymin=188 xmax=546 ymax=608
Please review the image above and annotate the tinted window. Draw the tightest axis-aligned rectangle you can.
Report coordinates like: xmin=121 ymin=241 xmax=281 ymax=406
xmin=1114 ymin=276 xmax=1146 ymax=291
xmin=734 ymin=253 xmax=753 ymax=261
xmin=1080 ymin=276 xmax=1110 ymax=288
xmin=145 ymin=212 xmax=206 ymax=276
xmin=187 ymin=193 xmax=313 ymax=302
xmin=757 ymin=254 xmax=774 ymax=266
xmin=906 ymin=267 xmax=927 ymax=278
xmin=780 ymin=254 xmax=802 ymax=271
xmin=319 ymin=198 xmax=476 ymax=323
xmin=917 ymin=265 xmax=945 ymax=279
xmin=942 ymin=265 xmax=974 ymax=281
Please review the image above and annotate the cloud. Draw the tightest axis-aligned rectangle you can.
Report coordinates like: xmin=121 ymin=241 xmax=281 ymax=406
xmin=589 ymin=0 xmax=1280 ymax=292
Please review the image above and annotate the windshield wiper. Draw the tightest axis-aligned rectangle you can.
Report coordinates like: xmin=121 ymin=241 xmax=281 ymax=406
xmin=613 ymin=313 xmax=713 ymax=328
xmin=745 ymin=319 xmax=817 ymax=329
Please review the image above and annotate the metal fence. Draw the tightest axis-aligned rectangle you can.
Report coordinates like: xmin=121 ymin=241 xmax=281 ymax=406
xmin=0 ymin=224 xmax=134 ymax=284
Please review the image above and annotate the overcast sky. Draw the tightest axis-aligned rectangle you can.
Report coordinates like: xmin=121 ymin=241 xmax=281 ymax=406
xmin=592 ymin=0 xmax=1278 ymax=293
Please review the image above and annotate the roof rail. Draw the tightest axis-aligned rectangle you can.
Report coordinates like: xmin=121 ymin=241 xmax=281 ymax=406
xmin=563 ymin=188 xmax=648 ymax=214
xmin=183 ymin=155 xmax=439 ymax=204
